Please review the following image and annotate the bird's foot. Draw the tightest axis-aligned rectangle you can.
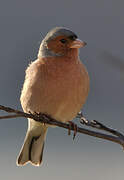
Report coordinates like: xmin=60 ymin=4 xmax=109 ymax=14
xmin=68 ymin=121 xmax=78 ymax=140
xmin=32 ymin=112 xmax=49 ymax=125
xmin=33 ymin=112 xmax=51 ymax=120
xmin=34 ymin=111 xmax=43 ymax=116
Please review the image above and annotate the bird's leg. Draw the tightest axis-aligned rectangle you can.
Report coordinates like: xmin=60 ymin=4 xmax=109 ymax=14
xmin=68 ymin=121 xmax=78 ymax=140
xmin=68 ymin=122 xmax=71 ymax=136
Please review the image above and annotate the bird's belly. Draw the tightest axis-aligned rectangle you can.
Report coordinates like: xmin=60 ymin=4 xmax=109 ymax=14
xmin=21 ymin=61 xmax=89 ymax=123
xmin=52 ymin=97 xmax=84 ymax=122
xmin=22 ymin=79 xmax=88 ymax=123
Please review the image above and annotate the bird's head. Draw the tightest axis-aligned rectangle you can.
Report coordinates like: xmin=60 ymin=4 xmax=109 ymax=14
xmin=38 ymin=27 xmax=86 ymax=58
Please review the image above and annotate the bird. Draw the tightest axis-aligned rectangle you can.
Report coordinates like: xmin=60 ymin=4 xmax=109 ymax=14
xmin=17 ymin=27 xmax=90 ymax=166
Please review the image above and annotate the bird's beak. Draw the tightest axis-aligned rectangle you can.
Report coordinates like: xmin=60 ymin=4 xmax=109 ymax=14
xmin=70 ymin=39 xmax=87 ymax=49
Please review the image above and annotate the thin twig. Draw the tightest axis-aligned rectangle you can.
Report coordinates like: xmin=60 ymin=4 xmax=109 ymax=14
xmin=0 ymin=105 xmax=124 ymax=149
xmin=0 ymin=114 xmax=23 ymax=119
xmin=80 ymin=117 xmax=124 ymax=138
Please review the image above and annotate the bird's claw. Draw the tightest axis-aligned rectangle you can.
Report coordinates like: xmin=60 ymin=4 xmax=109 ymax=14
xmin=68 ymin=121 xmax=78 ymax=140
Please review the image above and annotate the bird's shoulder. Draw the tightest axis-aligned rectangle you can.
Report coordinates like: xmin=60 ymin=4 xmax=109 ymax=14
xmin=25 ymin=59 xmax=45 ymax=78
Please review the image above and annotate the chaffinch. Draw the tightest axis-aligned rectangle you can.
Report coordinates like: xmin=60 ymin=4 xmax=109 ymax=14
xmin=17 ymin=27 xmax=90 ymax=166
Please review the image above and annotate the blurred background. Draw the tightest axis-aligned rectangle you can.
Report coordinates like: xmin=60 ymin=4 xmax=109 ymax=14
xmin=0 ymin=0 xmax=124 ymax=179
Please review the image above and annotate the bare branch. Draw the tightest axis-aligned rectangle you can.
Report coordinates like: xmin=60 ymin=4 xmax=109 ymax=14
xmin=80 ymin=117 xmax=124 ymax=138
xmin=0 ymin=114 xmax=23 ymax=119
xmin=0 ymin=105 xmax=124 ymax=149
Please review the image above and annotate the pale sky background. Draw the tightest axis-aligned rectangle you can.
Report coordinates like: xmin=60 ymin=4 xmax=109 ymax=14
xmin=0 ymin=0 xmax=124 ymax=179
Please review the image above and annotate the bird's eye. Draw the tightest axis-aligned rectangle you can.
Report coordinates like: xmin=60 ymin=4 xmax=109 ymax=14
xmin=60 ymin=39 xmax=67 ymax=44
xmin=69 ymin=35 xmax=77 ymax=41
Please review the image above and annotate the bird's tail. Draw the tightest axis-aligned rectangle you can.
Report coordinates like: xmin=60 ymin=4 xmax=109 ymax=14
xmin=17 ymin=123 xmax=47 ymax=166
